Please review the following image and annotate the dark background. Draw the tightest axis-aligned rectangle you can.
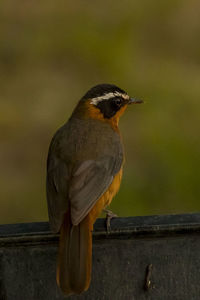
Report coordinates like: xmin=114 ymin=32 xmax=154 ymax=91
xmin=0 ymin=0 xmax=200 ymax=224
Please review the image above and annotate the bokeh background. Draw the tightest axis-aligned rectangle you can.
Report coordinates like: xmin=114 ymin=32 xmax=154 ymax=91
xmin=1 ymin=1 xmax=200 ymax=224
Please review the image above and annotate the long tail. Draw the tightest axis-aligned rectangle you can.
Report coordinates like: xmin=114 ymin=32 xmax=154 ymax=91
xmin=56 ymin=212 xmax=92 ymax=295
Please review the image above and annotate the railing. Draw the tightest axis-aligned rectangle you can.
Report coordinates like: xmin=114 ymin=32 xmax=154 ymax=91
xmin=1 ymin=213 xmax=200 ymax=300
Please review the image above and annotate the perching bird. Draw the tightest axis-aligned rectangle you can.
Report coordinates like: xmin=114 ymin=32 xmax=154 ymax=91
xmin=46 ymin=84 xmax=143 ymax=295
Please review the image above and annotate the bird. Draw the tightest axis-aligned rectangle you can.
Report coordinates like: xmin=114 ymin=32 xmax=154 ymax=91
xmin=46 ymin=83 xmax=143 ymax=295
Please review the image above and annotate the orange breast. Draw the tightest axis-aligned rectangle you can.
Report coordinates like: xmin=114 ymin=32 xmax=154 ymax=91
xmin=89 ymin=168 xmax=123 ymax=225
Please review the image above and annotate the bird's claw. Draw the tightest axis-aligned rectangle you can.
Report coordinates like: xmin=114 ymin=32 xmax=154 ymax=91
xmin=103 ymin=209 xmax=118 ymax=233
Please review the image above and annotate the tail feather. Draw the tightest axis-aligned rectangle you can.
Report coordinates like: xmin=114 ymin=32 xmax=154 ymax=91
xmin=57 ymin=212 xmax=92 ymax=295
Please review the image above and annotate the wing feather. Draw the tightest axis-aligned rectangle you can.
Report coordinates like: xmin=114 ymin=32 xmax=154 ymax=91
xmin=69 ymin=157 xmax=116 ymax=225
xmin=46 ymin=118 xmax=123 ymax=231
xmin=46 ymin=156 xmax=69 ymax=232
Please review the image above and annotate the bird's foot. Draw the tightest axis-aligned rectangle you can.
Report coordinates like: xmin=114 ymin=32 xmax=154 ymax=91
xmin=103 ymin=209 xmax=118 ymax=233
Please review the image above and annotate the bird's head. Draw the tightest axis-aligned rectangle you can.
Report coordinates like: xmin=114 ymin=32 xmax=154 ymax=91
xmin=73 ymin=84 xmax=143 ymax=128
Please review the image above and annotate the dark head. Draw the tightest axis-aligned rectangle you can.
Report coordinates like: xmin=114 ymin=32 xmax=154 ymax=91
xmin=73 ymin=84 xmax=143 ymax=126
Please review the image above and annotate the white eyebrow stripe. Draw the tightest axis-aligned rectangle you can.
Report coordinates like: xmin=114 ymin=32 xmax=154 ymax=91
xmin=90 ymin=91 xmax=129 ymax=105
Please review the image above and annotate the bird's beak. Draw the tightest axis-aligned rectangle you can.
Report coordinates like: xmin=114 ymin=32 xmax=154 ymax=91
xmin=128 ymin=97 xmax=143 ymax=104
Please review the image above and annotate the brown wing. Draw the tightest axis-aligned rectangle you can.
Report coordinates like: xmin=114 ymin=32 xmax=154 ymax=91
xmin=69 ymin=155 xmax=121 ymax=225
xmin=46 ymin=155 xmax=70 ymax=232
xmin=47 ymin=154 xmax=122 ymax=231
xmin=46 ymin=118 xmax=123 ymax=232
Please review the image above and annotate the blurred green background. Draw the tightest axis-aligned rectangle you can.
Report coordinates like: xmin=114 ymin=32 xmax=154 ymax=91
xmin=0 ymin=1 xmax=200 ymax=225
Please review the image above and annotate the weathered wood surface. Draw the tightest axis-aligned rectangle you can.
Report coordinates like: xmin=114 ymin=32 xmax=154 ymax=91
xmin=1 ymin=213 xmax=200 ymax=300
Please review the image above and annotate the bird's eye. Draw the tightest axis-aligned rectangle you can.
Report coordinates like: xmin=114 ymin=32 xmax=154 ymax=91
xmin=115 ymin=98 xmax=122 ymax=106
